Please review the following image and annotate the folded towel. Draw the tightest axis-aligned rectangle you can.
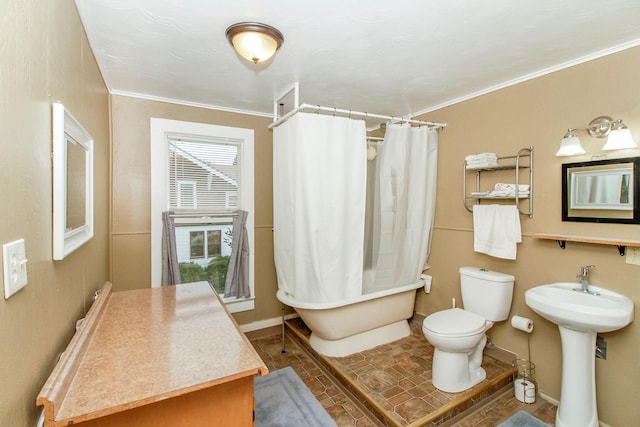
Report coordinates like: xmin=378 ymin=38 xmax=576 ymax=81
xmin=465 ymin=152 xmax=497 ymax=161
xmin=494 ymin=183 xmax=530 ymax=192
xmin=487 ymin=190 xmax=530 ymax=197
xmin=466 ymin=159 xmax=499 ymax=169
xmin=473 ymin=205 xmax=522 ymax=260
xmin=466 ymin=158 xmax=498 ymax=165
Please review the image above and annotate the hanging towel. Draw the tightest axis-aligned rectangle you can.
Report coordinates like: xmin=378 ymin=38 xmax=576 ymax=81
xmin=473 ymin=205 xmax=522 ymax=260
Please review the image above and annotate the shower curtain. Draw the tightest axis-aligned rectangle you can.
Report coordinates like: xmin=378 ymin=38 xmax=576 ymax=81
xmin=273 ymin=113 xmax=367 ymax=303
xmin=273 ymin=113 xmax=438 ymax=303
xmin=367 ymin=124 xmax=438 ymax=293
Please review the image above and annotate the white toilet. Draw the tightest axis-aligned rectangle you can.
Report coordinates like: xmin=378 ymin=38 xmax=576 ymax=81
xmin=422 ymin=266 xmax=514 ymax=393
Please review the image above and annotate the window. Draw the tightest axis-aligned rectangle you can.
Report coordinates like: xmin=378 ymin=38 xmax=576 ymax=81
xmin=208 ymin=230 xmax=222 ymax=257
xmin=151 ymin=119 xmax=254 ymax=312
xmin=190 ymin=231 xmax=205 ymax=258
xmin=177 ymin=181 xmax=196 ymax=208
xmin=187 ymin=229 xmax=222 ymax=260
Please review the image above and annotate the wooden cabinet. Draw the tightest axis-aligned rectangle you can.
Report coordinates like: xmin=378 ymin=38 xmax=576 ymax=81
xmin=37 ymin=282 xmax=267 ymax=426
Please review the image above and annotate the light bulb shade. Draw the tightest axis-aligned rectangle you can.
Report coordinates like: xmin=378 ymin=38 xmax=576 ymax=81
xmin=556 ymin=134 xmax=586 ymax=156
xmin=602 ymin=124 xmax=637 ymax=151
xmin=226 ymin=22 xmax=284 ymax=64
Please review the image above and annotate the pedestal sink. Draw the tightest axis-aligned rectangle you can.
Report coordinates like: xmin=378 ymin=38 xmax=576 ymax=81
xmin=525 ymin=282 xmax=634 ymax=427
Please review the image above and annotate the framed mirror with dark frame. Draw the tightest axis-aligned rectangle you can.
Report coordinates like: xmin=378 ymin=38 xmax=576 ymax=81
xmin=562 ymin=156 xmax=640 ymax=224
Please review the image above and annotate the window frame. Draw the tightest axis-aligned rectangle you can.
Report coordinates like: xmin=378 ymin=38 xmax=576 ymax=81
xmin=150 ymin=118 xmax=254 ymax=312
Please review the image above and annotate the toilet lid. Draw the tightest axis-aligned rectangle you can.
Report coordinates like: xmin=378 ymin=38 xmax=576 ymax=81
xmin=423 ymin=308 xmax=486 ymax=336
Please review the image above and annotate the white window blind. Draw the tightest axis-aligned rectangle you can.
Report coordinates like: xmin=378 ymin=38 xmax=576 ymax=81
xmin=167 ymin=135 xmax=241 ymax=211
xmin=177 ymin=181 xmax=196 ymax=208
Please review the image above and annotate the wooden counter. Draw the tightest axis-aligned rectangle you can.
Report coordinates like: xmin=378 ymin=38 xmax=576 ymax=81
xmin=37 ymin=282 xmax=268 ymax=426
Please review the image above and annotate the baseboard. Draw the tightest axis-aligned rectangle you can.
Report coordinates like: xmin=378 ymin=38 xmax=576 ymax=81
xmin=538 ymin=392 xmax=559 ymax=407
xmin=486 ymin=345 xmax=517 ymax=365
xmin=239 ymin=313 xmax=299 ymax=333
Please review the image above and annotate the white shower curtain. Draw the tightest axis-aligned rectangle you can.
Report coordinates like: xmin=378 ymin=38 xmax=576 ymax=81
xmin=273 ymin=113 xmax=367 ymax=303
xmin=368 ymin=124 xmax=438 ymax=293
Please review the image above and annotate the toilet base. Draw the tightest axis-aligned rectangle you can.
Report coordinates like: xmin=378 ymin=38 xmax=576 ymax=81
xmin=431 ymin=348 xmax=487 ymax=393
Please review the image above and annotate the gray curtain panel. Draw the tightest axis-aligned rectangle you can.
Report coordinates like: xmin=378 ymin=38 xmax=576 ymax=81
xmin=224 ymin=210 xmax=250 ymax=298
xmin=161 ymin=211 xmax=182 ymax=286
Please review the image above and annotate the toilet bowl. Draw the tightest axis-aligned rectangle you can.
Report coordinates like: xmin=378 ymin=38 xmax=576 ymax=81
xmin=423 ymin=308 xmax=492 ymax=392
xmin=422 ymin=267 xmax=514 ymax=393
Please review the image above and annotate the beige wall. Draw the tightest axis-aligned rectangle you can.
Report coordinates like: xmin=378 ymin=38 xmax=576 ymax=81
xmin=414 ymin=46 xmax=640 ymax=426
xmin=110 ymin=96 xmax=280 ymax=325
xmin=0 ymin=1 xmax=110 ymax=426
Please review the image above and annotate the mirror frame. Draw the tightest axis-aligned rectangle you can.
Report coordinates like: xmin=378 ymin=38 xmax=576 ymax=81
xmin=562 ymin=156 xmax=640 ymax=224
xmin=52 ymin=102 xmax=94 ymax=260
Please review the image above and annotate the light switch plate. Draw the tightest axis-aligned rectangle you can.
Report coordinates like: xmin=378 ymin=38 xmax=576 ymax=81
xmin=3 ymin=239 xmax=28 ymax=299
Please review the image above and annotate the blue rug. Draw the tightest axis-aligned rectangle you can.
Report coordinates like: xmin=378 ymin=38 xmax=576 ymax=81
xmin=497 ymin=410 xmax=550 ymax=427
xmin=254 ymin=366 xmax=337 ymax=427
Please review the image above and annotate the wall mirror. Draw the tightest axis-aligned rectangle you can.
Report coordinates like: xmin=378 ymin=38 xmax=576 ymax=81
xmin=52 ymin=102 xmax=94 ymax=260
xmin=562 ymin=156 xmax=639 ymax=224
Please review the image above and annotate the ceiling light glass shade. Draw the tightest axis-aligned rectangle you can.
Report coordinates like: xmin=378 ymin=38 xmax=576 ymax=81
xmin=226 ymin=22 xmax=284 ymax=64
xmin=602 ymin=121 xmax=637 ymax=150
xmin=556 ymin=132 xmax=586 ymax=156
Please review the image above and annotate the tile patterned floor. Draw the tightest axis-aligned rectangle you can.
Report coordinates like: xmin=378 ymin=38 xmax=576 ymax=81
xmin=251 ymin=331 xmax=380 ymax=426
xmin=249 ymin=317 xmax=557 ymax=427
xmin=444 ymin=391 xmax=557 ymax=427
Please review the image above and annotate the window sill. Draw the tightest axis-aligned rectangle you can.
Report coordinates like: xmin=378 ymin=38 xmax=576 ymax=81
xmin=223 ymin=297 xmax=255 ymax=313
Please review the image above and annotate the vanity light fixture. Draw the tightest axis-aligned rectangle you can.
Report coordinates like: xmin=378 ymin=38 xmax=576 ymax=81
xmin=556 ymin=130 xmax=586 ymax=156
xmin=602 ymin=119 xmax=637 ymax=151
xmin=556 ymin=116 xmax=637 ymax=157
xmin=225 ymin=22 xmax=284 ymax=64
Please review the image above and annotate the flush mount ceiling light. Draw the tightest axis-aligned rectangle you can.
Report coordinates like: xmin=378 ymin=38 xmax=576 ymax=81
xmin=556 ymin=116 xmax=637 ymax=156
xmin=225 ymin=22 xmax=284 ymax=64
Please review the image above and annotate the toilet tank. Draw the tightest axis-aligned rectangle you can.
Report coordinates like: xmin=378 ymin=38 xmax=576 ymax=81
xmin=460 ymin=267 xmax=514 ymax=322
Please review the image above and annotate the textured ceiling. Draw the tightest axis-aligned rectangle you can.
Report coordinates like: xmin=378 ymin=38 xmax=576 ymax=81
xmin=75 ymin=0 xmax=640 ymax=124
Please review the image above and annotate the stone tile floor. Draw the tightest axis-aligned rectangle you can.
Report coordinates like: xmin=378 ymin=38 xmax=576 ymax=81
xmin=251 ymin=331 xmax=380 ymax=426
xmin=249 ymin=317 xmax=557 ymax=426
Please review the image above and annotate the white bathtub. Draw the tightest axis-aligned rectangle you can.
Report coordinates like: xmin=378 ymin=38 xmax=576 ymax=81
xmin=277 ymin=279 xmax=424 ymax=357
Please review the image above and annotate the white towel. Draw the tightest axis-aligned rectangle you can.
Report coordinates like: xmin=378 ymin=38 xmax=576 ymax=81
xmin=494 ymin=183 xmax=529 ymax=192
xmin=465 ymin=153 xmax=497 ymax=161
xmin=487 ymin=190 xmax=530 ymax=197
xmin=473 ymin=205 xmax=522 ymax=260
xmin=466 ymin=160 xmax=498 ymax=169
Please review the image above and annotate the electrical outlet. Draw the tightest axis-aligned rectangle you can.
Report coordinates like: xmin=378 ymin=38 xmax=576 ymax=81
xmin=3 ymin=239 xmax=28 ymax=299
xmin=626 ymin=248 xmax=640 ymax=266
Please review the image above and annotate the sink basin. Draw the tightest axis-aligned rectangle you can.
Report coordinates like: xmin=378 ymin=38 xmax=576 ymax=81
xmin=525 ymin=282 xmax=634 ymax=333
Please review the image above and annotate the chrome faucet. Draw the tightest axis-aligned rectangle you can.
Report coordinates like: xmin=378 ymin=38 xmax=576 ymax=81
xmin=575 ymin=265 xmax=598 ymax=294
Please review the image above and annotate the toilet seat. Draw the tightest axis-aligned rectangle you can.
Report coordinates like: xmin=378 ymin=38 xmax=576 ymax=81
xmin=423 ymin=308 xmax=486 ymax=337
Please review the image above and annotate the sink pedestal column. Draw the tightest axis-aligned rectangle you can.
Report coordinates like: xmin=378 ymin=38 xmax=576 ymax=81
xmin=557 ymin=326 xmax=598 ymax=427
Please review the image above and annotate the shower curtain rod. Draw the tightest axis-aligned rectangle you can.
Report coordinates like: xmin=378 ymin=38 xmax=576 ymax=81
xmin=269 ymin=103 xmax=447 ymax=130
